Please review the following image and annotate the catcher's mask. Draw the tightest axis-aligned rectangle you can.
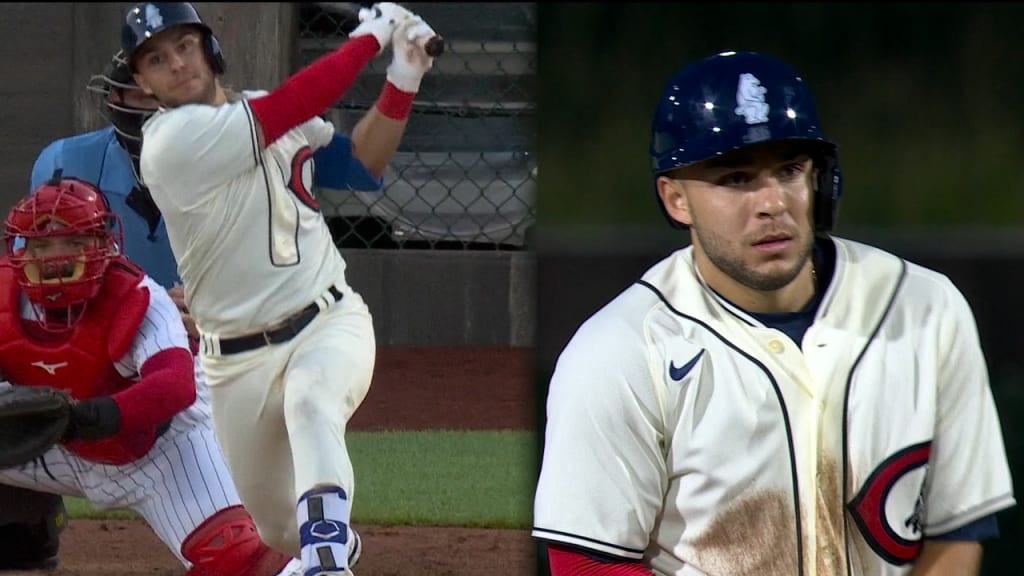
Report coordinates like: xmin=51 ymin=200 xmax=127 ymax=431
xmin=4 ymin=176 xmax=122 ymax=332
xmin=86 ymin=49 xmax=156 ymax=184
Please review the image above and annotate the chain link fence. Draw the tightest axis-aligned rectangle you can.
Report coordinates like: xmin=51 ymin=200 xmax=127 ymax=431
xmin=296 ymin=2 xmax=536 ymax=250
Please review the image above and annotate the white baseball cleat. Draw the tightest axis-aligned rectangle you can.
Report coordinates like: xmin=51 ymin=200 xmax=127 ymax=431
xmin=348 ymin=527 xmax=362 ymax=568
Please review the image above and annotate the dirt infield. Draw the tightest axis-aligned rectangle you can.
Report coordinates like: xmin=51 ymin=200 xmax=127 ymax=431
xmin=351 ymin=346 xmax=535 ymax=431
xmin=17 ymin=347 xmax=536 ymax=576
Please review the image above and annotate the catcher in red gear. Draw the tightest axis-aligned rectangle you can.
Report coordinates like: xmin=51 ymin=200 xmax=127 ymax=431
xmin=0 ymin=176 xmax=307 ymax=575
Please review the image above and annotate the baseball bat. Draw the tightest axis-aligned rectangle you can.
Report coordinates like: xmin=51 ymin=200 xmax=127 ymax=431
xmin=316 ymin=2 xmax=445 ymax=58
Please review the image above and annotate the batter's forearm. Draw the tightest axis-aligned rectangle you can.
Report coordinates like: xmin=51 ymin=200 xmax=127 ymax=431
xmin=248 ymin=35 xmax=380 ymax=147
xmin=350 ymin=97 xmax=411 ymax=179
xmin=909 ymin=540 xmax=982 ymax=576
xmin=111 ymin=347 xmax=197 ymax=434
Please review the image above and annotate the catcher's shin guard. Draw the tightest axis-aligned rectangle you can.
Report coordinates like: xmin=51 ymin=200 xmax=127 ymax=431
xmin=0 ymin=486 xmax=66 ymax=570
xmin=181 ymin=504 xmax=293 ymax=576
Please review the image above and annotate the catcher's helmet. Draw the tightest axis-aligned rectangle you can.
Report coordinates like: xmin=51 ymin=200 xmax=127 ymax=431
xmin=121 ymin=2 xmax=225 ymax=75
xmin=650 ymin=50 xmax=841 ymax=231
xmin=4 ymin=176 xmax=122 ymax=328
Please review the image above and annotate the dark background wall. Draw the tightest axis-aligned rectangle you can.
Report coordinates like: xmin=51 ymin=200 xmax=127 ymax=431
xmin=535 ymin=3 xmax=1024 ymax=575
xmin=536 ymin=2 xmax=1024 ymax=229
xmin=0 ymin=3 xmax=76 ymax=216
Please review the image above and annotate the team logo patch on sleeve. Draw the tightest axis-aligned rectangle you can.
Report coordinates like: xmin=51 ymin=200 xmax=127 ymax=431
xmin=847 ymin=441 xmax=932 ymax=565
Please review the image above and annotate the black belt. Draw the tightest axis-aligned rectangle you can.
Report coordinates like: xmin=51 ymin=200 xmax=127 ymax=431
xmin=216 ymin=286 xmax=344 ymax=356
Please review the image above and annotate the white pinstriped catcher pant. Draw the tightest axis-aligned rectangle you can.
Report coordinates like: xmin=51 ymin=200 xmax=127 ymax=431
xmin=0 ymin=364 xmax=242 ymax=568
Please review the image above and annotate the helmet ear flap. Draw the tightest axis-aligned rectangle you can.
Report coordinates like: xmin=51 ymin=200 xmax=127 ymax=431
xmin=204 ymin=32 xmax=226 ymax=75
xmin=813 ymin=151 xmax=842 ymax=232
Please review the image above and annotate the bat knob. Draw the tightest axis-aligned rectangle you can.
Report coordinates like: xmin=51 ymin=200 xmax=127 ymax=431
xmin=424 ymin=36 xmax=445 ymax=58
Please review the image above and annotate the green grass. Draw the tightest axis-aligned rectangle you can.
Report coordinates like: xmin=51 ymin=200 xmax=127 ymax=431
xmin=65 ymin=430 xmax=536 ymax=529
xmin=65 ymin=498 xmax=136 ymax=520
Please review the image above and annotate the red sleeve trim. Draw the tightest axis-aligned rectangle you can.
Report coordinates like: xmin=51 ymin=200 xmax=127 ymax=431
xmin=248 ymin=35 xmax=380 ymax=146
xmin=547 ymin=543 xmax=654 ymax=576
xmin=376 ymin=81 xmax=416 ymax=120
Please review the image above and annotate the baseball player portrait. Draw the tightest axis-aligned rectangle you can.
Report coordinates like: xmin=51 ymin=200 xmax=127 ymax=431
xmin=119 ymin=2 xmax=438 ymax=574
xmin=532 ymin=50 xmax=1017 ymax=575
xmin=0 ymin=177 xmax=304 ymax=575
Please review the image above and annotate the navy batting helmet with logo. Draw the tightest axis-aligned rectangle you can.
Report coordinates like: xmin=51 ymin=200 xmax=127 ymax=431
xmin=650 ymin=50 xmax=842 ymax=231
xmin=121 ymin=2 xmax=225 ymax=75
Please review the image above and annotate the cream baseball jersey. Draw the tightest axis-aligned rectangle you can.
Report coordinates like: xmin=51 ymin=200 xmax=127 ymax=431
xmin=533 ymin=237 xmax=1015 ymax=576
xmin=139 ymin=90 xmax=344 ymax=336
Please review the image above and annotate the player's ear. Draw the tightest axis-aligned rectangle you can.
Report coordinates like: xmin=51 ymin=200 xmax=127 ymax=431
xmin=657 ymin=175 xmax=693 ymax=227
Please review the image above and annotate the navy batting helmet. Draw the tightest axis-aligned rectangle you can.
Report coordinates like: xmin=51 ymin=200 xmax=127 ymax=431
xmin=121 ymin=2 xmax=225 ymax=75
xmin=650 ymin=51 xmax=841 ymax=231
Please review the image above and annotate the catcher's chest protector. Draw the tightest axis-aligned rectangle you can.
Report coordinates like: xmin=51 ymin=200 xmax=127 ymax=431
xmin=0 ymin=257 xmax=149 ymax=397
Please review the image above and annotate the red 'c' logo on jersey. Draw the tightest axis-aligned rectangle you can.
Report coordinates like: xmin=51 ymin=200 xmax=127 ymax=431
xmin=288 ymin=146 xmax=320 ymax=212
xmin=847 ymin=441 xmax=932 ymax=565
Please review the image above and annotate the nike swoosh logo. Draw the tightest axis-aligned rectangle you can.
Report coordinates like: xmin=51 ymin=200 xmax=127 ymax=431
xmin=669 ymin=350 xmax=705 ymax=382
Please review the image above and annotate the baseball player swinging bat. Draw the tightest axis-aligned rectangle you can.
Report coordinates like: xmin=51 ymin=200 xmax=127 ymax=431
xmin=317 ymin=2 xmax=445 ymax=57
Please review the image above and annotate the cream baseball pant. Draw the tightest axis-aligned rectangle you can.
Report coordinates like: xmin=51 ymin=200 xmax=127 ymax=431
xmin=198 ymin=285 xmax=375 ymax=556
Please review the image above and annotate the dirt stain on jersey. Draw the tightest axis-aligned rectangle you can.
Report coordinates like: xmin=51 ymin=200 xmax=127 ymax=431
xmin=689 ymin=455 xmax=848 ymax=576
xmin=814 ymin=454 xmax=847 ymax=575
xmin=690 ymin=488 xmax=798 ymax=575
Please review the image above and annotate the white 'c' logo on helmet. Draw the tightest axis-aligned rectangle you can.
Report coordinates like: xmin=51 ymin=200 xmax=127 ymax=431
xmin=734 ymin=73 xmax=770 ymax=125
xmin=145 ymin=4 xmax=164 ymax=29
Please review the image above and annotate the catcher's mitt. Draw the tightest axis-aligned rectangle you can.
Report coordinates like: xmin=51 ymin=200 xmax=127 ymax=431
xmin=0 ymin=386 xmax=73 ymax=469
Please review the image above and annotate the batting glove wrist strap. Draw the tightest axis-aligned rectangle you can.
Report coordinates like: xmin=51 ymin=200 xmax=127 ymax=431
xmin=377 ymin=81 xmax=416 ymax=120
